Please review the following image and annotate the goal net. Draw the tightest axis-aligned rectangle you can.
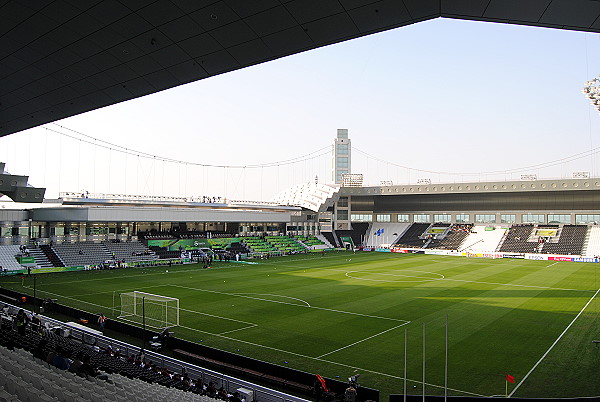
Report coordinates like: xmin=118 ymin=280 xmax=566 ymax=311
xmin=118 ymin=291 xmax=179 ymax=329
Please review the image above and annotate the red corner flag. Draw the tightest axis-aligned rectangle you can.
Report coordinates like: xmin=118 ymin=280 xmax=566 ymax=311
xmin=506 ymin=374 xmax=515 ymax=383
xmin=316 ymin=374 xmax=329 ymax=392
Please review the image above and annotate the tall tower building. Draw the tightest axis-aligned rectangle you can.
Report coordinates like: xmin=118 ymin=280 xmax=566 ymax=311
xmin=333 ymin=129 xmax=350 ymax=184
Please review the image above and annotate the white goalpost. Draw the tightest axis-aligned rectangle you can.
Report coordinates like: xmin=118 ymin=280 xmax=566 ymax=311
xmin=118 ymin=291 xmax=179 ymax=330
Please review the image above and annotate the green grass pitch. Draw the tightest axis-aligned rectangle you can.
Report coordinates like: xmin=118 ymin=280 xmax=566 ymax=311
xmin=3 ymin=251 xmax=600 ymax=399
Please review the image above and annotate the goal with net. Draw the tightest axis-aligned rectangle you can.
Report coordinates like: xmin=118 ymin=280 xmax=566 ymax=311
xmin=118 ymin=291 xmax=179 ymax=329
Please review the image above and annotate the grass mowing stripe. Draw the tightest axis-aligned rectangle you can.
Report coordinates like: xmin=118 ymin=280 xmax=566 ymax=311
xmin=442 ymin=277 xmax=593 ymax=293
xmin=171 ymin=284 xmax=409 ymax=323
xmin=508 ymin=287 xmax=600 ymax=397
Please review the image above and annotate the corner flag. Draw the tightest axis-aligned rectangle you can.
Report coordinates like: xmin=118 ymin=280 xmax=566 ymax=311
xmin=506 ymin=374 xmax=515 ymax=383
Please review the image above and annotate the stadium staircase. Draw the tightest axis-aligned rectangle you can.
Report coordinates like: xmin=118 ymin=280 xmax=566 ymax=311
xmin=27 ymin=245 xmax=54 ymax=269
xmin=39 ymin=245 xmax=65 ymax=267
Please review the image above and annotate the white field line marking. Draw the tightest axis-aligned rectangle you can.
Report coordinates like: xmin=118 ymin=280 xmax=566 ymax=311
xmin=171 ymin=284 xmax=408 ymax=323
xmin=316 ymin=322 xmax=409 ymax=358
xmin=66 ymin=285 xmax=168 ymax=298
xmin=177 ymin=324 xmax=484 ymax=397
xmin=546 ymin=262 xmax=559 ymax=268
xmin=443 ymin=278 xmax=594 ymax=293
xmin=33 ymin=287 xmax=257 ymax=328
xmin=218 ymin=325 xmax=258 ymax=335
xmin=233 ymin=293 xmax=311 ymax=307
xmin=27 ymin=275 xmax=480 ymax=396
xmin=508 ymin=287 xmax=600 ymax=397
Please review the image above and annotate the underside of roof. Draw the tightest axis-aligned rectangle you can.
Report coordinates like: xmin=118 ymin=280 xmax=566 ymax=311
xmin=0 ymin=162 xmax=46 ymax=203
xmin=2 ymin=0 xmax=600 ymax=138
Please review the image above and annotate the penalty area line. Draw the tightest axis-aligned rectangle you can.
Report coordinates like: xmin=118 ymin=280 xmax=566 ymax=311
xmin=316 ymin=322 xmax=410 ymax=358
xmin=508 ymin=287 xmax=600 ymax=397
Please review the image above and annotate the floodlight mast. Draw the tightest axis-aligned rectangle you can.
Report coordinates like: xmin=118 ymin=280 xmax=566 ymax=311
xmin=583 ymin=77 xmax=600 ymax=112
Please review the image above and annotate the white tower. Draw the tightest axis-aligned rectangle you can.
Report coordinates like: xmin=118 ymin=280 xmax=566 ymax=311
xmin=333 ymin=129 xmax=350 ymax=184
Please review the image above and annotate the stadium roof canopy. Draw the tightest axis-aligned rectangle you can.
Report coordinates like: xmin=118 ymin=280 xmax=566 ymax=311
xmin=2 ymin=0 xmax=600 ymax=138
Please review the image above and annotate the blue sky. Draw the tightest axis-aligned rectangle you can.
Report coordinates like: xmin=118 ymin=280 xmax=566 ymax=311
xmin=2 ymin=18 xmax=600 ymax=201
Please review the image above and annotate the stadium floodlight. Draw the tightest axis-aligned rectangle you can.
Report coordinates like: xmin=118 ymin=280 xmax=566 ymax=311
xmin=583 ymin=76 xmax=600 ymax=113
xmin=118 ymin=291 xmax=179 ymax=330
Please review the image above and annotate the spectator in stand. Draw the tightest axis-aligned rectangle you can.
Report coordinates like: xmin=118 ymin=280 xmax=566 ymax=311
xmin=15 ymin=309 xmax=26 ymax=336
xmin=51 ymin=346 xmax=70 ymax=370
xmin=78 ymin=354 xmax=108 ymax=380
xmin=31 ymin=338 xmax=48 ymax=361
xmin=69 ymin=351 xmax=84 ymax=374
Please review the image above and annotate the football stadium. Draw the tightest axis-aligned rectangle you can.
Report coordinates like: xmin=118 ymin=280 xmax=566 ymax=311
xmin=3 ymin=2 xmax=600 ymax=402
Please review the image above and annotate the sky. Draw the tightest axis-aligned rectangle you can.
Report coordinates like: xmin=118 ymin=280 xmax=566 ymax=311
xmin=2 ymin=17 xmax=600 ymax=202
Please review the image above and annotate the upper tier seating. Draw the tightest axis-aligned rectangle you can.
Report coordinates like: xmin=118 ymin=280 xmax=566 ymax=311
xmin=265 ymin=236 xmax=307 ymax=253
xmin=393 ymin=223 xmax=431 ymax=248
xmin=498 ymin=224 xmax=536 ymax=253
xmin=425 ymin=224 xmax=473 ymax=250
xmin=51 ymin=242 xmax=111 ymax=266
xmin=0 ymin=245 xmax=24 ymax=271
xmin=102 ymin=241 xmax=158 ymax=262
xmin=541 ymin=225 xmax=587 ymax=255
xmin=295 ymin=235 xmax=325 ymax=247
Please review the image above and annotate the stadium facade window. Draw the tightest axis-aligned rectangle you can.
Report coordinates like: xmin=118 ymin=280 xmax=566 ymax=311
xmin=0 ymin=227 xmax=10 ymax=237
xmin=455 ymin=214 xmax=470 ymax=223
xmin=575 ymin=214 xmax=600 ymax=224
xmin=338 ymin=197 xmax=348 ymax=207
xmin=51 ymin=226 xmax=65 ymax=236
xmin=337 ymin=144 xmax=349 ymax=155
xmin=475 ymin=214 xmax=496 ymax=224
xmin=501 ymin=214 xmax=516 ymax=224
xmin=433 ymin=214 xmax=451 ymax=223
xmin=414 ymin=214 xmax=430 ymax=223
xmin=522 ymin=214 xmax=545 ymax=224
xmin=377 ymin=214 xmax=391 ymax=222
xmin=351 ymin=214 xmax=372 ymax=222
xmin=547 ymin=214 xmax=571 ymax=224
xmin=397 ymin=214 xmax=410 ymax=223
xmin=337 ymin=210 xmax=349 ymax=220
